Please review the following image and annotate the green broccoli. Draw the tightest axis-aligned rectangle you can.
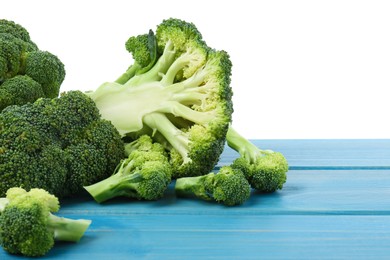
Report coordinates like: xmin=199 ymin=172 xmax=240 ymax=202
xmin=84 ymin=135 xmax=172 ymax=203
xmin=0 ymin=91 xmax=125 ymax=198
xmin=0 ymin=19 xmax=65 ymax=111
xmin=86 ymin=18 xmax=233 ymax=178
xmin=0 ymin=18 xmax=231 ymax=198
xmin=226 ymin=126 xmax=289 ymax=192
xmin=0 ymin=187 xmax=91 ymax=257
xmin=0 ymin=19 xmax=36 ymax=45
xmin=175 ymin=166 xmax=251 ymax=206
xmin=0 ymin=75 xmax=44 ymax=109
xmin=115 ymin=29 xmax=158 ymax=82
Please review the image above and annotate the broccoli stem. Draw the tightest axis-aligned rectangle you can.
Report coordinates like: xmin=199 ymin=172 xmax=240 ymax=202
xmin=115 ymin=63 xmax=142 ymax=84
xmin=143 ymin=112 xmax=190 ymax=163
xmin=84 ymin=172 xmax=143 ymax=203
xmin=48 ymin=214 xmax=91 ymax=242
xmin=175 ymin=173 xmax=212 ymax=200
xmin=226 ymin=126 xmax=262 ymax=164
xmin=124 ymin=40 xmax=176 ymax=87
xmin=160 ymin=51 xmax=192 ymax=86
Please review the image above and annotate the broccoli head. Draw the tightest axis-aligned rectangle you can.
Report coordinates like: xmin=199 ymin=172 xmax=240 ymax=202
xmin=0 ymin=187 xmax=91 ymax=257
xmin=175 ymin=166 xmax=251 ymax=206
xmin=0 ymin=19 xmax=65 ymax=111
xmin=0 ymin=91 xmax=125 ymax=198
xmin=226 ymin=126 xmax=289 ymax=192
xmin=86 ymin=18 xmax=233 ymax=178
xmin=84 ymin=135 xmax=172 ymax=203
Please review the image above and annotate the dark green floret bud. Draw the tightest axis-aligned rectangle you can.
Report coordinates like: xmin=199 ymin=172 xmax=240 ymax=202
xmin=0 ymin=75 xmax=44 ymax=110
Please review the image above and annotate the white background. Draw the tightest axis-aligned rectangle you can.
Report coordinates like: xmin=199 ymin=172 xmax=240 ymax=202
xmin=2 ymin=0 xmax=390 ymax=139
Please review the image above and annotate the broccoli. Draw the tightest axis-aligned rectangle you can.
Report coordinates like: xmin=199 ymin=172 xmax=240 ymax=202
xmin=226 ymin=126 xmax=289 ymax=192
xmin=0 ymin=187 xmax=91 ymax=257
xmin=0 ymin=91 xmax=125 ymax=198
xmin=84 ymin=135 xmax=172 ymax=203
xmin=0 ymin=75 xmax=44 ymax=110
xmin=86 ymin=18 xmax=233 ymax=178
xmin=175 ymin=166 xmax=251 ymax=206
xmin=0 ymin=19 xmax=65 ymax=111
xmin=0 ymin=18 xmax=231 ymax=198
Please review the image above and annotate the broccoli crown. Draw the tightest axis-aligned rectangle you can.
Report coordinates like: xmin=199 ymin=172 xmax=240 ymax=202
xmin=175 ymin=166 xmax=251 ymax=206
xmin=227 ymin=126 xmax=289 ymax=192
xmin=0 ymin=91 xmax=125 ymax=198
xmin=84 ymin=135 xmax=172 ymax=203
xmin=0 ymin=19 xmax=65 ymax=111
xmin=86 ymin=18 xmax=233 ymax=178
xmin=0 ymin=187 xmax=91 ymax=257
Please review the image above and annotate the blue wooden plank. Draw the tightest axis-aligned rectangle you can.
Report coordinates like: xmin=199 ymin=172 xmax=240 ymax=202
xmin=59 ymin=169 xmax=390 ymax=216
xmin=2 ymin=140 xmax=390 ymax=259
xmin=218 ymin=139 xmax=390 ymax=169
xmin=2 ymin=214 xmax=390 ymax=259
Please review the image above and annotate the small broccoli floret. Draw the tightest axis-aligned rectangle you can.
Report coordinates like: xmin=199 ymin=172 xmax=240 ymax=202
xmin=0 ymin=20 xmax=36 ymax=46
xmin=0 ymin=91 xmax=125 ymax=198
xmin=86 ymin=18 xmax=233 ymax=178
xmin=175 ymin=166 xmax=251 ymax=206
xmin=0 ymin=19 xmax=65 ymax=111
xmin=226 ymin=126 xmax=289 ymax=192
xmin=0 ymin=187 xmax=91 ymax=257
xmin=84 ymin=135 xmax=172 ymax=203
xmin=116 ymin=30 xmax=158 ymax=83
xmin=23 ymin=50 xmax=66 ymax=98
xmin=0 ymin=75 xmax=44 ymax=110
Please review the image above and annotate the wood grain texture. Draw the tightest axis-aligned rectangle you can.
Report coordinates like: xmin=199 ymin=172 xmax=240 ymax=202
xmin=218 ymin=139 xmax=390 ymax=169
xmin=1 ymin=140 xmax=390 ymax=259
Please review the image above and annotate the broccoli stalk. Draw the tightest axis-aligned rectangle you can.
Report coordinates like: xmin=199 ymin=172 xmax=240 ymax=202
xmin=85 ymin=18 xmax=233 ymax=178
xmin=84 ymin=171 xmax=142 ymax=203
xmin=175 ymin=174 xmax=213 ymax=200
xmin=84 ymin=135 xmax=172 ymax=203
xmin=47 ymin=214 xmax=91 ymax=242
xmin=0 ymin=188 xmax=91 ymax=257
xmin=226 ymin=126 xmax=289 ymax=192
xmin=175 ymin=166 xmax=251 ymax=206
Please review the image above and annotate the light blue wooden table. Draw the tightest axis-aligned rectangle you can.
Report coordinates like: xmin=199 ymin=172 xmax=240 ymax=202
xmin=1 ymin=140 xmax=390 ymax=259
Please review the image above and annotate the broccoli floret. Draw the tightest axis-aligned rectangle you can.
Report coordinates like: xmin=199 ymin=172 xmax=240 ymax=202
xmin=0 ymin=75 xmax=44 ymax=110
xmin=0 ymin=20 xmax=36 ymax=46
xmin=226 ymin=126 xmax=289 ymax=192
xmin=86 ymin=18 xmax=233 ymax=178
xmin=175 ymin=166 xmax=251 ymax=206
xmin=0 ymin=91 xmax=125 ymax=198
xmin=0 ymin=187 xmax=91 ymax=257
xmin=84 ymin=135 xmax=172 ymax=203
xmin=0 ymin=19 xmax=65 ymax=111
xmin=23 ymin=50 xmax=65 ymax=98
xmin=116 ymin=30 xmax=158 ymax=83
